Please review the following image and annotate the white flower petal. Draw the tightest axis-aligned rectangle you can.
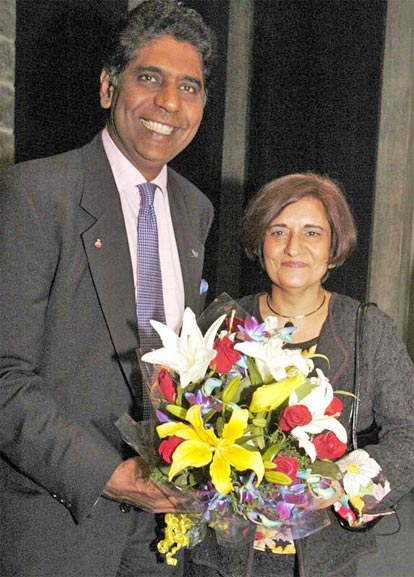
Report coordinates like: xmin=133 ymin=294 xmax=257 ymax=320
xmin=234 ymin=341 xmax=265 ymax=359
xmin=373 ymin=480 xmax=391 ymax=501
xmin=236 ymin=337 xmax=310 ymax=384
xmin=142 ymin=307 xmax=226 ymax=388
xmin=290 ymin=426 xmax=310 ymax=440
xmin=141 ymin=348 xmax=183 ymax=372
xmin=300 ymin=371 xmax=333 ymax=413
xmin=337 ymin=449 xmax=380 ymax=475
xmin=180 ymin=308 xmax=204 ymax=348
xmin=147 ymin=319 xmax=179 ymax=350
xmin=264 ymin=315 xmax=281 ymax=332
xmin=290 ymin=428 xmax=317 ymax=461
xmin=338 ymin=449 xmax=383 ymax=496
xmin=180 ymin=351 xmax=217 ymax=388
xmin=343 ymin=474 xmax=363 ymax=495
xmin=298 ymin=437 xmax=317 ymax=462
xmin=204 ymin=313 xmax=227 ymax=349
xmin=255 ymin=359 xmax=272 ymax=382
xmin=302 ymin=417 xmax=347 ymax=443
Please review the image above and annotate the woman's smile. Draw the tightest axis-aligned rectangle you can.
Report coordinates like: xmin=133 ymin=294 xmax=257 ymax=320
xmin=263 ymin=196 xmax=332 ymax=292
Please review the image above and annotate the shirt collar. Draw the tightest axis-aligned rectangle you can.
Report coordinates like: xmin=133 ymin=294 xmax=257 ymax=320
xmin=101 ymin=127 xmax=167 ymax=195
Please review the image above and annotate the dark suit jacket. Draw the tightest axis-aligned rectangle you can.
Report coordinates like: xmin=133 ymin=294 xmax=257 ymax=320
xmin=0 ymin=134 xmax=214 ymax=577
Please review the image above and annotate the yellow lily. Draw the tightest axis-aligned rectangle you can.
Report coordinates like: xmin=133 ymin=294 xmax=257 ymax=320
xmin=157 ymin=405 xmax=264 ymax=494
xmin=249 ymin=372 xmax=306 ymax=413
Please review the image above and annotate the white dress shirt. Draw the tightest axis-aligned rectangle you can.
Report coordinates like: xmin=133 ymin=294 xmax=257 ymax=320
xmin=101 ymin=128 xmax=184 ymax=332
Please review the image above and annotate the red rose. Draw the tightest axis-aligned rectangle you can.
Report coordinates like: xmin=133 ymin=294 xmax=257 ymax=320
xmin=271 ymin=456 xmax=299 ymax=482
xmin=313 ymin=431 xmax=347 ymax=459
xmin=279 ymin=405 xmax=312 ymax=432
xmin=325 ymin=397 xmax=343 ymax=417
xmin=158 ymin=435 xmax=184 ymax=464
xmin=157 ymin=368 xmax=176 ymax=403
xmin=210 ymin=336 xmax=241 ymax=373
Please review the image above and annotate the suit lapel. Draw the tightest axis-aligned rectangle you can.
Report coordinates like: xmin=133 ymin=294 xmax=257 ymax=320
xmin=79 ymin=136 xmax=139 ymax=387
xmin=168 ymin=170 xmax=203 ymax=313
xmin=77 ymin=144 xmax=205 ymax=390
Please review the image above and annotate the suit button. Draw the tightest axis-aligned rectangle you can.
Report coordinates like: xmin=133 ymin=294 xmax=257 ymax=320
xmin=119 ymin=503 xmax=131 ymax=513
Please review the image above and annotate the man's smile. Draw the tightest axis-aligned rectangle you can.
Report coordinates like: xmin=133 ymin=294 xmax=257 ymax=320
xmin=140 ymin=118 xmax=175 ymax=136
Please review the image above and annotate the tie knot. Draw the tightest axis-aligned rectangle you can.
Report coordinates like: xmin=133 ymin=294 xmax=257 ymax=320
xmin=138 ymin=182 xmax=158 ymax=207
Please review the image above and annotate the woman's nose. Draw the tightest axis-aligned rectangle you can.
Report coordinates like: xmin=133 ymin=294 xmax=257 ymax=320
xmin=285 ymin=233 xmax=303 ymax=255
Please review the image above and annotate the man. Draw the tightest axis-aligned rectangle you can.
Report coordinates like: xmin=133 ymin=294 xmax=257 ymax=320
xmin=0 ymin=2 xmax=216 ymax=576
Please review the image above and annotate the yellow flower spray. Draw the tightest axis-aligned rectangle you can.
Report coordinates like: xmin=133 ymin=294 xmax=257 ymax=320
xmin=157 ymin=513 xmax=193 ymax=566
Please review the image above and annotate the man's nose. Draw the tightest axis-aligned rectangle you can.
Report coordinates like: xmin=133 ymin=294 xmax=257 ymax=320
xmin=154 ymin=83 xmax=180 ymax=113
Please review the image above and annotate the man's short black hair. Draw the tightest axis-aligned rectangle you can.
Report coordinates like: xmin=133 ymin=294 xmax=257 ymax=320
xmin=103 ymin=0 xmax=217 ymax=92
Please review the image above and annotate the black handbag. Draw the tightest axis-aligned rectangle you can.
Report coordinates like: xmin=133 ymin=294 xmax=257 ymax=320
xmin=348 ymin=302 xmax=381 ymax=451
xmin=338 ymin=302 xmax=383 ymax=532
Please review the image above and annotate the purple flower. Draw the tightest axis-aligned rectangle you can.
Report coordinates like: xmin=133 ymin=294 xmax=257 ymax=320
xmin=155 ymin=409 xmax=170 ymax=423
xmin=275 ymin=500 xmax=295 ymax=521
xmin=185 ymin=390 xmax=222 ymax=413
xmin=237 ymin=317 xmax=269 ymax=342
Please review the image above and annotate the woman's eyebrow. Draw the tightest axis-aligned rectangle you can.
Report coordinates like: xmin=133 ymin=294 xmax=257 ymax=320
xmin=267 ymin=223 xmax=325 ymax=230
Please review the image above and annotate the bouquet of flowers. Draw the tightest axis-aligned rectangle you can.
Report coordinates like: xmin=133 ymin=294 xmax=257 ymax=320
xmin=119 ymin=295 xmax=351 ymax=564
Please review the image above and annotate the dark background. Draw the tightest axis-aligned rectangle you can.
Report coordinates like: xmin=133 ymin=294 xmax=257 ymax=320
xmin=15 ymin=0 xmax=387 ymax=303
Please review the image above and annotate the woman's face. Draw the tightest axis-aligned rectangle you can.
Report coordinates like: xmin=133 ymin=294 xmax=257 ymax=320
xmin=262 ymin=196 xmax=332 ymax=292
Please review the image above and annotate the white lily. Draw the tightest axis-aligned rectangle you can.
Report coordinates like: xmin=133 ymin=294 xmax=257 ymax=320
xmin=289 ymin=369 xmax=348 ymax=461
xmin=141 ymin=308 xmax=226 ymax=389
xmin=234 ymin=334 xmax=313 ymax=383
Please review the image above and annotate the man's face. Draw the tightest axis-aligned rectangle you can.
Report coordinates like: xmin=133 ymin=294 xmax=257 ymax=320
xmin=100 ymin=35 xmax=205 ymax=180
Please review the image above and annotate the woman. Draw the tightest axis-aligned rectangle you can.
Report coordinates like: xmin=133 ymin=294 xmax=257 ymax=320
xmin=187 ymin=173 xmax=414 ymax=577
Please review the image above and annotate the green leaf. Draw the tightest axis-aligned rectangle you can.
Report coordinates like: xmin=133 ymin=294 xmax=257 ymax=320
xmin=165 ymin=404 xmax=187 ymax=419
xmin=215 ymin=415 xmax=224 ymax=436
xmin=292 ymin=381 xmax=317 ymax=402
xmin=262 ymin=442 xmax=284 ymax=462
xmin=310 ymin=459 xmax=341 ymax=480
xmin=222 ymin=375 xmax=242 ymax=404
xmin=264 ymin=471 xmax=293 ymax=485
xmin=237 ymin=440 xmax=262 ymax=452
xmin=246 ymin=356 xmax=263 ymax=386
xmin=204 ymin=408 xmax=217 ymax=423
xmin=335 ymin=390 xmax=359 ymax=400
xmin=173 ymin=470 xmax=193 ymax=490
xmin=252 ymin=417 xmax=267 ymax=428
xmin=253 ymin=426 xmax=265 ymax=450
xmin=359 ymin=480 xmax=375 ymax=497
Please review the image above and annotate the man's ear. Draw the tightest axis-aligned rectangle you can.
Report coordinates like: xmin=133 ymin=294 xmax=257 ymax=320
xmin=100 ymin=70 xmax=114 ymax=109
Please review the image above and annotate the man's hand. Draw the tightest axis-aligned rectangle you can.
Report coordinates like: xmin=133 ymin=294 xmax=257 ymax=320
xmin=102 ymin=456 xmax=201 ymax=514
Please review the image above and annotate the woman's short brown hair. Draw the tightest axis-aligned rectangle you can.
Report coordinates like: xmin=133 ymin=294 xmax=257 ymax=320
xmin=242 ymin=173 xmax=357 ymax=268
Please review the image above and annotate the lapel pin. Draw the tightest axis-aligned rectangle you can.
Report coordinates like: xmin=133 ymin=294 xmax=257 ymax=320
xmin=94 ymin=239 xmax=102 ymax=249
xmin=191 ymin=249 xmax=199 ymax=258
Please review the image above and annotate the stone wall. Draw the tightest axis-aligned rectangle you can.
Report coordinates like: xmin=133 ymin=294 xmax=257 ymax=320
xmin=0 ymin=0 xmax=15 ymax=170
xmin=367 ymin=0 xmax=414 ymax=354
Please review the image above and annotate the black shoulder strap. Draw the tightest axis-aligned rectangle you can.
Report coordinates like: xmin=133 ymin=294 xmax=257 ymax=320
xmin=349 ymin=302 xmax=377 ymax=451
